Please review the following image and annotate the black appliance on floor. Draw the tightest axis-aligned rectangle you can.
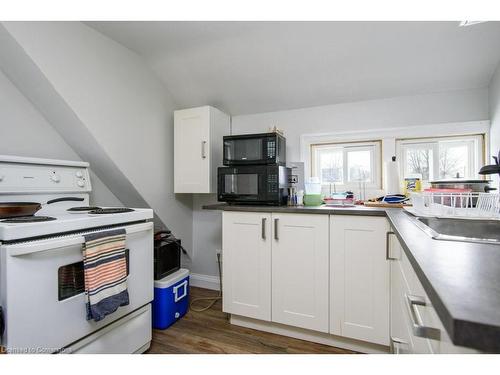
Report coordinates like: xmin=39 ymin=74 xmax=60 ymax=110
xmin=154 ymin=231 xmax=181 ymax=280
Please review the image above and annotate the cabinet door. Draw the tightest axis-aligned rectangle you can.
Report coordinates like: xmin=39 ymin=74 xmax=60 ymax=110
xmin=222 ymin=211 xmax=272 ymax=321
xmin=174 ymin=106 xmax=211 ymax=193
xmin=330 ymin=216 xmax=390 ymax=345
xmin=272 ymin=213 xmax=329 ymax=332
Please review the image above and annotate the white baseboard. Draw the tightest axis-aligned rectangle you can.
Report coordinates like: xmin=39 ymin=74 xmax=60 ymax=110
xmin=189 ymin=273 xmax=221 ymax=291
xmin=230 ymin=315 xmax=389 ymax=354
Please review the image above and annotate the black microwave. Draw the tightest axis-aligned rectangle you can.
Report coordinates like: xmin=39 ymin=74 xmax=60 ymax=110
xmin=223 ymin=133 xmax=286 ymax=166
xmin=218 ymin=165 xmax=289 ymax=205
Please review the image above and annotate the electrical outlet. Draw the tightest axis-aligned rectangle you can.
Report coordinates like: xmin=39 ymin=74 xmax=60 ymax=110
xmin=289 ymin=175 xmax=298 ymax=184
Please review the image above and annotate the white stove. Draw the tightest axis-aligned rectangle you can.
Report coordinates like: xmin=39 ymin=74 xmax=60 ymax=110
xmin=0 ymin=155 xmax=154 ymax=354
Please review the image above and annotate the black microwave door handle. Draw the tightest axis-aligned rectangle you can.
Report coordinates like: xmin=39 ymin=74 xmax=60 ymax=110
xmin=223 ymin=143 xmax=230 ymax=162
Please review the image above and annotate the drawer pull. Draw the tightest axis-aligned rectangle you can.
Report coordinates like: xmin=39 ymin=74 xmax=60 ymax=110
xmin=406 ymin=294 xmax=441 ymax=340
xmin=386 ymin=231 xmax=398 ymax=260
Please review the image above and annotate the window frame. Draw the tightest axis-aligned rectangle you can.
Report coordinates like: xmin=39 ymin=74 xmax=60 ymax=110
xmin=396 ymin=134 xmax=485 ymax=183
xmin=310 ymin=140 xmax=382 ymax=189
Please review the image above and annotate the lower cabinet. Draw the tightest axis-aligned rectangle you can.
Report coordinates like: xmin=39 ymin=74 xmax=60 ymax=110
xmin=389 ymin=236 xmax=416 ymax=354
xmin=222 ymin=211 xmax=329 ymax=332
xmin=330 ymin=216 xmax=390 ymax=346
xmin=388 ymin=230 xmax=477 ymax=354
xmin=222 ymin=211 xmax=272 ymax=321
xmin=222 ymin=211 xmax=479 ymax=353
xmin=272 ymin=213 xmax=329 ymax=332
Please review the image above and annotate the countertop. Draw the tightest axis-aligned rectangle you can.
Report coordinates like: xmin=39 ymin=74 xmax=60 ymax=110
xmin=202 ymin=202 xmax=387 ymax=216
xmin=203 ymin=203 xmax=500 ymax=352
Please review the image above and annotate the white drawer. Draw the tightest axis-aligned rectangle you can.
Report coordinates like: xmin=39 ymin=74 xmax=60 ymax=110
xmin=397 ymin=246 xmax=477 ymax=354
xmin=70 ymin=305 xmax=152 ymax=354
xmin=395 ymin=263 xmax=434 ymax=353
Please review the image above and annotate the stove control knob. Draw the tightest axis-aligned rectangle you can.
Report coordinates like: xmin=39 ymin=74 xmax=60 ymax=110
xmin=51 ymin=174 xmax=61 ymax=183
xmin=75 ymin=171 xmax=83 ymax=179
xmin=77 ymin=180 xmax=85 ymax=188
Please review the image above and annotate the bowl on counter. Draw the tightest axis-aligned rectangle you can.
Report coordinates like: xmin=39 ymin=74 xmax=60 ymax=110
xmin=303 ymin=194 xmax=323 ymax=206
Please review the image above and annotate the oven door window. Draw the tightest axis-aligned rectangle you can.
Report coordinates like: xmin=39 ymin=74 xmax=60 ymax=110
xmin=224 ymin=174 xmax=259 ymax=195
xmin=225 ymin=139 xmax=263 ymax=162
xmin=58 ymin=249 xmax=129 ymax=301
xmin=58 ymin=261 xmax=85 ymax=301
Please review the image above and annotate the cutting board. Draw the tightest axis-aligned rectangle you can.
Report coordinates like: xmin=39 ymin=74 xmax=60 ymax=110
xmin=363 ymin=201 xmax=412 ymax=208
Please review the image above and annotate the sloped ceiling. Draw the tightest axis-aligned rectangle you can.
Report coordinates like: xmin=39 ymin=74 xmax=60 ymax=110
xmin=0 ymin=22 xmax=194 ymax=252
xmin=87 ymin=21 xmax=500 ymax=115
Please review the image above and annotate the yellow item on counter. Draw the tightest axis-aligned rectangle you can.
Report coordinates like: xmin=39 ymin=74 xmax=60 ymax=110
xmin=403 ymin=177 xmax=422 ymax=195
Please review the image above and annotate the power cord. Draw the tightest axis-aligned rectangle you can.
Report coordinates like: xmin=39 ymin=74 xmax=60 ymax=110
xmin=189 ymin=252 xmax=222 ymax=312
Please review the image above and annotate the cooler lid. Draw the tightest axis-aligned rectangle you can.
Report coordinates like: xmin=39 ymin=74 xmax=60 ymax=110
xmin=154 ymin=268 xmax=190 ymax=288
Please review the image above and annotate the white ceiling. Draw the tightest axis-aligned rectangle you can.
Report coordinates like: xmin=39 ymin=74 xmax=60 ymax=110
xmin=86 ymin=21 xmax=500 ymax=115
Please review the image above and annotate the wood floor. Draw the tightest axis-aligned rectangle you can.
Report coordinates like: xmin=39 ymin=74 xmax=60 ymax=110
xmin=147 ymin=287 xmax=355 ymax=354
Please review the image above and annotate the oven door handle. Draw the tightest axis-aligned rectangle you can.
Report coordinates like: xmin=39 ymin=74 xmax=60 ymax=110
xmin=6 ymin=222 xmax=153 ymax=257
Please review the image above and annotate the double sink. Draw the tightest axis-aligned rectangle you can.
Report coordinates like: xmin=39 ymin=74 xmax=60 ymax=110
xmin=409 ymin=214 xmax=500 ymax=245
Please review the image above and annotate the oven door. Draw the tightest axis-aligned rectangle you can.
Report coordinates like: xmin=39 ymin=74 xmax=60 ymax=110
xmin=223 ymin=136 xmax=267 ymax=165
xmin=0 ymin=221 xmax=153 ymax=353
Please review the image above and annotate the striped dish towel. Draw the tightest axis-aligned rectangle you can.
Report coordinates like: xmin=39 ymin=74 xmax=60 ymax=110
xmin=82 ymin=229 xmax=130 ymax=322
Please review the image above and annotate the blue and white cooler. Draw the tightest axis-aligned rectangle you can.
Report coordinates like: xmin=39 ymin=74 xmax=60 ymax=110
xmin=152 ymin=268 xmax=190 ymax=329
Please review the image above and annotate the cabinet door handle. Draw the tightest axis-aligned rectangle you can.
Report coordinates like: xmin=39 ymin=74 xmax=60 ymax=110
xmin=261 ymin=218 xmax=266 ymax=240
xmin=201 ymin=141 xmax=207 ymax=159
xmin=386 ymin=231 xmax=398 ymax=260
xmin=390 ymin=337 xmax=408 ymax=354
xmin=405 ymin=294 xmax=441 ymax=340
xmin=274 ymin=218 xmax=279 ymax=240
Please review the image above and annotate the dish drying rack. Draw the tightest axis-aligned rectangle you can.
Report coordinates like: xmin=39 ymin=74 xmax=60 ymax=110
xmin=410 ymin=191 xmax=500 ymax=218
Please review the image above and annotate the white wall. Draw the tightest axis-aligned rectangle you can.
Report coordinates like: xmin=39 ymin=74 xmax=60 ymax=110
xmin=194 ymin=88 xmax=490 ymax=279
xmin=1 ymin=22 xmax=193 ymax=253
xmin=190 ymin=194 xmax=222 ymax=279
xmin=489 ymin=64 xmax=500 ymax=189
xmin=232 ymin=88 xmax=489 ymax=162
xmin=0 ymin=68 xmax=122 ymax=206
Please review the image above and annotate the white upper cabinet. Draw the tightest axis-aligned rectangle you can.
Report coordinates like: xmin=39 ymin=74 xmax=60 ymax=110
xmin=272 ymin=213 xmax=329 ymax=333
xmin=330 ymin=215 xmax=390 ymax=346
xmin=222 ymin=211 xmax=272 ymax=321
xmin=174 ymin=106 xmax=230 ymax=193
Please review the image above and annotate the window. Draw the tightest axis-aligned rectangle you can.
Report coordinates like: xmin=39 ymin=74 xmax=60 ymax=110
xmin=397 ymin=135 xmax=484 ymax=183
xmin=311 ymin=141 xmax=382 ymax=188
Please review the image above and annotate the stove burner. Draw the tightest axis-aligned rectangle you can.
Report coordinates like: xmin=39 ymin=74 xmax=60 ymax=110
xmin=88 ymin=208 xmax=135 ymax=215
xmin=0 ymin=216 xmax=57 ymax=223
xmin=67 ymin=206 xmax=102 ymax=212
